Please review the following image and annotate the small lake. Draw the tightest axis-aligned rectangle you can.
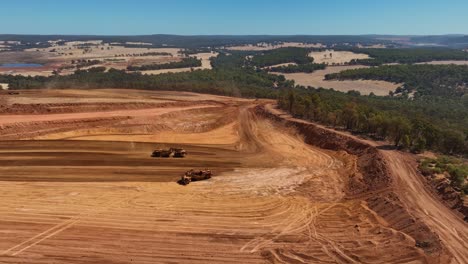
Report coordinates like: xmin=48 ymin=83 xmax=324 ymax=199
xmin=0 ymin=63 xmax=43 ymax=68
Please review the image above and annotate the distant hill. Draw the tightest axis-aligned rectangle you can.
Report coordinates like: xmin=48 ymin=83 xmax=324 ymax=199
xmin=1 ymin=34 xmax=467 ymax=50
xmin=409 ymin=35 xmax=468 ymax=48
xmin=0 ymin=34 xmax=392 ymax=48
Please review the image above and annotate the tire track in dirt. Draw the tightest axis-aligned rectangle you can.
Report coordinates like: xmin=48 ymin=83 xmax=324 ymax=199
xmin=0 ymin=91 xmax=436 ymax=263
xmin=2 ymin=191 xmax=143 ymax=257
xmin=384 ymin=152 xmax=468 ymax=264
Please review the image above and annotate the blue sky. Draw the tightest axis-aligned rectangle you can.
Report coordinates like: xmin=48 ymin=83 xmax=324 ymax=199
xmin=1 ymin=0 xmax=467 ymax=35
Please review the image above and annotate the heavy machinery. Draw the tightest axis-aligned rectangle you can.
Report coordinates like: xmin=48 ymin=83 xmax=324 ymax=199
xmin=172 ymin=148 xmax=187 ymax=158
xmin=151 ymin=148 xmax=187 ymax=158
xmin=179 ymin=169 xmax=212 ymax=185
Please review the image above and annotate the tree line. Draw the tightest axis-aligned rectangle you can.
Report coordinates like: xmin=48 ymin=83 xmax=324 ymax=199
xmin=278 ymin=88 xmax=467 ymax=156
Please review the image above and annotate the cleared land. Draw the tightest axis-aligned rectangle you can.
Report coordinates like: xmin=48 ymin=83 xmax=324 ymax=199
xmin=275 ymin=65 xmax=401 ymax=95
xmin=309 ymin=50 xmax=370 ymax=65
xmin=0 ymin=40 xmax=218 ymax=77
xmin=227 ymin=42 xmax=324 ymax=51
xmin=26 ymin=41 xmax=180 ymax=60
xmin=415 ymin=60 xmax=468 ymax=65
xmin=140 ymin=52 xmax=218 ymax=75
xmin=0 ymin=40 xmax=198 ymax=77
xmin=0 ymin=89 xmax=466 ymax=263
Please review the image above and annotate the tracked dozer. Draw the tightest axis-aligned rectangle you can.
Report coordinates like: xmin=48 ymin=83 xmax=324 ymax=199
xmin=179 ymin=169 xmax=212 ymax=185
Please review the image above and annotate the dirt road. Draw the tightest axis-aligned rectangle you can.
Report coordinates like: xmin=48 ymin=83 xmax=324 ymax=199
xmin=0 ymin=89 xmax=464 ymax=263
xmin=385 ymin=152 xmax=468 ymax=264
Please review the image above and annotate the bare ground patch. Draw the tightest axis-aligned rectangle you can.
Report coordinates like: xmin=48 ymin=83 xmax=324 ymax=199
xmin=276 ymin=65 xmax=401 ymax=96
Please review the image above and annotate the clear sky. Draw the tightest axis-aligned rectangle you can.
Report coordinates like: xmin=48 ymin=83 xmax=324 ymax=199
xmin=1 ymin=0 xmax=467 ymax=35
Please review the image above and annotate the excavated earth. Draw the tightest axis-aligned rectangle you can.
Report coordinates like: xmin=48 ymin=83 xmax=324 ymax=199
xmin=0 ymin=89 xmax=466 ymax=264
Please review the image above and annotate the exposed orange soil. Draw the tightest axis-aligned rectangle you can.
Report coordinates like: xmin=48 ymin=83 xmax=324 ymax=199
xmin=0 ymin=89 xmax=465 ymax=263
xmin=261 ymin=104 xmax=468 ymax=264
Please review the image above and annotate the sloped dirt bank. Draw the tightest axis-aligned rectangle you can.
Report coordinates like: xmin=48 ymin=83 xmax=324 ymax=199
xmin=255 ymin=104 xmax=452 ymax=262
xmin=419 ymin=168 xmax=468 ymax=221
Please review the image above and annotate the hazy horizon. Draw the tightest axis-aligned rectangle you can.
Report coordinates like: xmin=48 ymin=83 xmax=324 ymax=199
xmin=1 ymin=0 xmax=467 ymax=35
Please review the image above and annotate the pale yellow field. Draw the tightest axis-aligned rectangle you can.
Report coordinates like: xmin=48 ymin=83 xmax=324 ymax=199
xmin=415 ymin=60 xmax=468 ymax=65
xmin=140 ymin=52 xmax=218 ymax=75
xmin=309 ymin=50 xmax=370 ymax=64
xmin=5 ymin=41 xmax=218 ymax=77
xmin=262 ymin=62 xmax=298 ymax=69
xmin=227 ymin=42 xmax=325 ymax=51
xmin=27 ymin=40 xmax=181 ymax=60
xmin=275 ymin=65 xmax=401 ymax=96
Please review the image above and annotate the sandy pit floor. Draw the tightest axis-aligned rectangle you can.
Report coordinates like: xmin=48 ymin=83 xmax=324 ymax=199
xmin=276 ymin=65 xmax=401 ymax=96
xmin=0 ymin=89 xmax=463 ymax=263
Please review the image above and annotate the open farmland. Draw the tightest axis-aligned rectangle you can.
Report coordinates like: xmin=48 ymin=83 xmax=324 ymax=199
xmin=26 ymin=41 xmax=181 ymax=60
xmin=415 ymin=60 xmax=468 ymax=65
xmin=0 ymin=40 xmax=196 ymax=77
xmin=138 ymin=52 xmax=218 ymax=75
xmin=308 ymin=50 xmax=370 ymax=65
xmin=0 ymin=40 xmax=219 ymax=77
xmin=275 ymin=65 xmax=401 ymax=95
xmin=226 ymin=42 xmax=325 ymax=51
xmin=0 ymin=89 xmax=466 ymax=263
